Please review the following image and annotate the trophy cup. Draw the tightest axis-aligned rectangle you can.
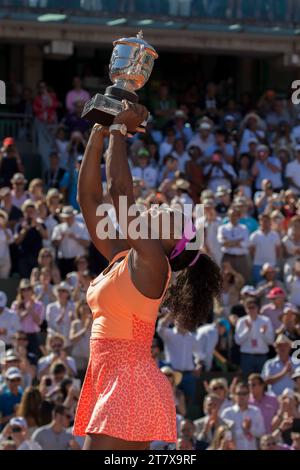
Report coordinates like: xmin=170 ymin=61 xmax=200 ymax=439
xmin=81 ymin=31 xmax=158 ymax=132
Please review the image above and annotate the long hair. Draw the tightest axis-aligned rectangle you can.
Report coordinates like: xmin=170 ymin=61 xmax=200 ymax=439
xmin=163 ymin=245 xmax=222 ymax=332
xmin=16 ymin=386 xmax=42 ymax=426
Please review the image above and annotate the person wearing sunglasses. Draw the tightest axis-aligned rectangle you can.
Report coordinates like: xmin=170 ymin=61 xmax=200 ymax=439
xmin=0 ymin=417 xmax=41 ymax=450
xmin=235 ymin=297 xmax=274 ymax=378
xmin=221 ymin=382 xmax=265 ymax=450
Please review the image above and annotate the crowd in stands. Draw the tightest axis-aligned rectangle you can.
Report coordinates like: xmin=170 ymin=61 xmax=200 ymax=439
xmin=2 ymin=72 xmax=300 ymax=450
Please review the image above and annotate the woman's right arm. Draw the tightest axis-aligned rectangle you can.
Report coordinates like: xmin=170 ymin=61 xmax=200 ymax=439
xmin=77 ymin=125 xmax=129 ymax=261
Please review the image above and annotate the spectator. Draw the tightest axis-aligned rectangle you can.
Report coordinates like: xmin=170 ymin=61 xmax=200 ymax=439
xmin=51 ymin=206 xmax=89 ymax=278
xmin=254 ymin=179 xmax=274 ymax=215
xmin=208 ymin=425 xmax=236 ymax=450
xmin=160 ymin=366 xmax=186 ymax=417
xmin=37 ymin=333 xmax=77 ymax=379
xmin=45 ymin=282 xmax=75 ymax=344
xmin=69 ymin=299 xmax=92 ymax=376
xmin=256 ymin=263 xmax=284 ymax=306
xmin=196 ymin=319 xmax=228 ymax=371
xmin=64 ymin=101 xmax=90 ymax=136
xmin=217 ymin=207 xmax=250 ymax=282
xmin=214 ymin=261 xmax=244 ymax=318
xmin=285 ymin=145 xmax=300 ymax=195
xmin=203 ymin=199 xmax=222 ymax=265
xmin=11 ymin=279 xmax=44 ymax=356
xmin=184 ymin=146 xmax=204 ymax=201
xmin=10 ymin=172 xmax=29 ymax=210
xmin=35 ymin=199 xmax=58 ymax=248
xmin=0 ymin=137 xmax=23 ymax=187
xmin=252 ymin=144 xmax=283 ymax=191
xmin=205 ymin=378 xmax=233 ymax=414
xmin=286 ymin=258 xmax=300 ymax=307
xmin=151 ymin=83 xmax=177 ymax=129
xmin=239 ymin=113 xmax=265 ymax=154
xmin=30 ymin=247 xmax=61 ymax=286
xmin=204 ymin=151 xmax=236 ymax=193
xmin=283 ymin=216 xmax=300 ymax=283
xmin=131 ymin=149 xmax=158 ymax=189
xmin=249 ymin=213 xmax=281 ymax=285
xmin=193 ymin=394 xmax=230 ymax=450
xmin=248 ymin=373 xmax=279 ymax=433
xmin=262 ymin=334 xmax=297 ymax=396
xmin=33 ymin=267 xmax=56 ymax=307
xmin=188 ymin=119 xmax=215 ymax=154
xmin=0 ymin=417 xmax=41 ymax=450
xmin=172 ymin=111 xmax=193 ymax=143
xmin=31 ymin=404 xmax=73 ymax=450
xmin=28 ymin=178 xmax=45 ymax=203
xmin=236 ymin=153 xmax=253 ymax=199
xmin=55 ymin=127 xmax=70 ymax=170
xmin=292 ymin=368 xmax=300 ymax=394
xmin=233 ymin=197 xmax=258 ymax=234
xmin=271 ymin=389 xmax=300 ymax=445
xmin=0 ymin=209 xmax=13 ymax=278
xmin=14 ymin=200 xmax=48 ymax=278
xmin=44 ymin=152 xmax=66 ymax=191
xmin=33 ymin=81 xmax=58 ymax=124
xmin=276 ymin=303 xmax=300 ymax=342
xmin=65 ymin=77 xmax=90 ymax=114
xmin=0 ymin=367 xmax=23 ymax=428
xmin=157 ymin=310 xmax=201 ymax=403
xmin=221 ymin=382 xmax=265 ymax=450
xmin=0 ymin=291 xmax=21 ymax=347
xmin=214 ymin=186 xmax=231 ymax=216
xmin=235 ymin=297 xmax=274 ymax=377
xmin=16 ymin=387 xmax=42 ymax=436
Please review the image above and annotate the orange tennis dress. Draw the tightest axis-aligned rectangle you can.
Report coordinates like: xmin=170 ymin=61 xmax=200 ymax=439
xmin=73 ymin=250 xmax=177 ymax=442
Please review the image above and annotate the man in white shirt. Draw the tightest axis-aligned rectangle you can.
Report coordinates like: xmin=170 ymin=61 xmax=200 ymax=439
xmin=195 ymin=320 xmax=227 ymax=371
xmin=221 ymin=382 xmax=265 ymax=450
xmin=285 ymin=145 xmax=300 ymax=195
xmin=37 ymin=332 xmax=77 ymax=379
xmin=235 ymin=297 xmax=274 ymax=378
xmin=249 ymin=213 xmax=281 ymax=285
xmin=187 ymin=120 xmax=216 ymax=154
xmin=157 ymin=310 xmax=201 ymax=403
xmin=52 ymin=206 xmax=90 ymax=278
xmin=0 ymin=291 xmax=21 ymax=347
xmin=46 ymin=282 xmax=75 ymax=346
xmin=203 ymin=151 xmax=236 ymax=192
xmin=261 ymin=334 xmax=297 ymax=396
xmin=217 ymin=207 xmax=250 ymax=282
xmin=131 ymin=149 xmax=158 ymax=189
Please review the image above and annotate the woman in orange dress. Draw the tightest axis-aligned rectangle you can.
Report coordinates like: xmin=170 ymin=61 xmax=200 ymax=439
xmin=73 ymin=102 xmax=222 ymax=450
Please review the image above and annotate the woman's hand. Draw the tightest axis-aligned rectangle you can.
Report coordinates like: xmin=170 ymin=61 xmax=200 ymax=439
xmin=113 ymin=100 xmax=149 ymax=132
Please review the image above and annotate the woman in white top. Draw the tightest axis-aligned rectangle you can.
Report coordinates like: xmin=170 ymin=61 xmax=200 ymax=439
xmin=283 ymin=215 xmax=300 ymax=283
xmin=0 ymin=209 xmax=13 ymax=278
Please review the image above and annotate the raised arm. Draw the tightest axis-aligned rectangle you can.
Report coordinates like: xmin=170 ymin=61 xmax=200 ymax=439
xmin=77 ymin=124 xmax=129 ymax=261
xmin=106 ymin=102 xmax=169 ymax=298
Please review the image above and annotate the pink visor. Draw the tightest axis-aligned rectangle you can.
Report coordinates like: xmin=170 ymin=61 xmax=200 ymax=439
xmin=169 ymin=218 xmax=201 ymax=267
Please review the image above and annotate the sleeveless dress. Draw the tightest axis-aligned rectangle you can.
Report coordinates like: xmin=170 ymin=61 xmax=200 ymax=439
xmin=73 ymin=249 xmax=177 ymax=442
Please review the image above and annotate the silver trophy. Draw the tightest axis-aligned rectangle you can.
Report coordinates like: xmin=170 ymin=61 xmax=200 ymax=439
xmin=81 ymin=31 xmax=158 ymax=132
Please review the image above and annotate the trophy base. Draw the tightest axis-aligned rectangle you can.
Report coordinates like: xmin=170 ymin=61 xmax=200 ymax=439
xmin=81 ymin=90 xmax=146 ymax=133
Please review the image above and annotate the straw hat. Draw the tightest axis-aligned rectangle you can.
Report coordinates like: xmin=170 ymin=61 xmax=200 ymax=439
xmin=160 ymin=366 xmax=183 ymax=386
xmin=260 ymin=262 xmax=280 ymax=276
xmin=59 ymin=206 xmax=78 ymax=218
xmin=172 ymin=179 xmax=190 ymax=191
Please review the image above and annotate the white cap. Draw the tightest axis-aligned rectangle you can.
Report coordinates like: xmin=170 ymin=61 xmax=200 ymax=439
xmin=0 ymin=291 xmax=7 ymax=308
xmin=5 ymin=366 xmax=22 ymax=380
xmin=9 ymin=417 xmax=28 ymax=429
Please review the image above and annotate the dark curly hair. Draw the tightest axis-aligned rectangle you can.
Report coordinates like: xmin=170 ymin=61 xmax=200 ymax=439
xmin=162 ymin=243 xmax=222 ymax=332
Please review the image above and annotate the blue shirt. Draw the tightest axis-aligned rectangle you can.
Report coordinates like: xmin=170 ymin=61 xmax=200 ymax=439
xmin=59 ymin=169 xmax=79 ymax=211
xmin=0 ymin=387 xmax=23 ymax=425
xmin=261 ymin=356 xmax=296 ymax=396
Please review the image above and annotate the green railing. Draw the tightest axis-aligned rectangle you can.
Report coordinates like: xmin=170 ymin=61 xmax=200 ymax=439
xmin=0 ymin=1 xmax=297 ymax=23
